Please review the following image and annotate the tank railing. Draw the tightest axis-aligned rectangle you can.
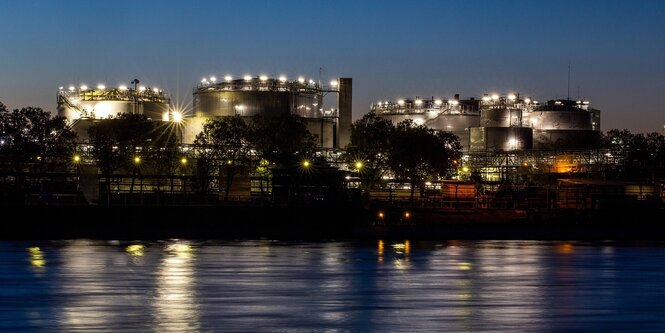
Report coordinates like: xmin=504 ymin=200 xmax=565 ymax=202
xmin=195 ymin=79 xmax=323 ymax=94
xmin=58 ymin=89 xmax=170 ymax=104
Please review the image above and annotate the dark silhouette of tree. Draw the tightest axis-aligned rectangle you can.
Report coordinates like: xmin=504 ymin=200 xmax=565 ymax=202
xmin=344 ymin=113 xmax=394 ymax=193
xmin=0 ymin=104 xmax=76 ymax=173
xmin=250 ymin=113 xmax=317 ymax=168
xmin=194 ymin=116 xmax=252 ymax=201
xmin=388 ymin=120 xmax=458 ymax=202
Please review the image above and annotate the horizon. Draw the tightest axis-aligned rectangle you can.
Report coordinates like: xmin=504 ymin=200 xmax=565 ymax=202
xmin=1 ymin=0 xmax=664 ymax=134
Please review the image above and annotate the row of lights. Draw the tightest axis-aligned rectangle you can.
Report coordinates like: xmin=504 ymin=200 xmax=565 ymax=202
xmin=59 ymin=85 xmax=162 ymax=93
xmin=72 ymin=154 xmax=188 ymax=166
xmin=200 ymin=75 xmax=339 ymax=87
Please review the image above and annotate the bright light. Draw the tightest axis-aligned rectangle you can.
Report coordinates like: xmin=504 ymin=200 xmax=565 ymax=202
xmin=68 ymin=86 xmax=75 ymax=91
xmin=404 ymin=211 xmax=410 ymax=219
xmin=224 ymin=75 xmax=233 ymax=81
xmin=244 ymin=75 xmax=252 ymax=81
xmin=162 ymin=112 xmax=170 ymax=121
xmin=139 ymin=86 xmax=146 ymax=91
xmin=210 ymin=76 xmax=217 ymax=82
xmin=378 ymin=212 xmax=384 ymax=219
xmin=153 ymin=87 xmax=159 ymax=92
xmin=201 ymin=78 xmax=207 ymax=84
xmin=415 ymin=99 xmax=422 ymax=106
xmin=491 ymin=94 xmax=499 ymax=100
xmin=59 ymin=86 xmax=63 ymax=90
xmin=180 ymin=157 xmax=187 ymax=165
xmin=302 ymin=160 xmax=311 ymax=168
xmin=482 ymin=95 xmax=491 ymax=101
xmin=449 ymin=99 xmax=459 ymax=106
xmin=226 ymin=160 xmax=232 ymax=165
xmin=80 ymin=85 xmax=88 ymax=91
xmin=354 ymin=161 xmax=363 ymax=170
xmin=462 ymin=166 xmax=469 ymax=172
xmin=126 ymin=244 xmax=145 ymax=256
xmin=508 ymin=93 xmax=516 ymax=100
xmin=397 ymin=99 xmax=405 ymax=106
xmin=309 ymin=79 xmax=315 ymax=85
xmin=524 ymin=98 xmax=531 ymax=104
xmin=434 ymin=99 xmax=443 ymax=105
xmin=133 ymin=156 xmax=141 ymax=164
xmin=278 ymin=75 xmax=287 ymax=82
xmin=73 ymin=154 xmax=81 ymax=163
xmin=97 ymin=84 xmax=106 ymax=90
xmin=171 ymin=111 xmax=183 ymax=123
xmin=329 ymin=80 xmax=338 ymax=87
xmin=119 ymin=85 xmax=128 ymax=91
xmin=297 ymin=77 xmax=305 ymax=84
xmin=259 ymin=75 xmax=268 ymax=81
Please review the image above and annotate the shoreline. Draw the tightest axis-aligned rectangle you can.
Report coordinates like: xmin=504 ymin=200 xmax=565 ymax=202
xmin=2 ymin=205 xmax=664 ymax=241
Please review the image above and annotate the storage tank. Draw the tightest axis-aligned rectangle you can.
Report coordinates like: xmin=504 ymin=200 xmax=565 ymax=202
xmin=57 ymin=83 xmax=170 ymax=121
xmin=469 ymin=127 xmax=533 ymax=151
xmin=527 ymin=100 xmax=598 ymax=149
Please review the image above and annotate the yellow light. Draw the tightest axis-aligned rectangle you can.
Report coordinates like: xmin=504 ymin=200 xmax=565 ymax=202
xmin=458 ymin=262 xmax=472 ymax=270
xmin=378 ymin=211 xmax=384 ymax=219
xmin=462 ymin=166 xmax=469 ymax=172
xmin=297 ymin=76 xmax=305 ymax=83
xmin=522 ymin=162 xmax=529 ymax=167
xmin=404 ymin=240 xmax=410 ymax=254
xmin=226 ymin=160 xmax=232 ymax=165
xmin=378 ymin=240 xmax=384 ymax=255
xmin=36 ymin=156 xmax=41 ymax=161
xmin=162 ymin=111 xmax=170 ymax=121
xmin=171 ymin=111 xmax=183 ymax=123
xmin=73 ymin=154 xmax=81 ymax=163
xmin=180 ymin=157 xmax=187 ymax=165
xmin=302 ymin=160 xmax=311 ymax=168
xmin=404 ymin=211 xmax=410 ymax=219
xmin=126 ymin=244 xmax=145 ymax=256
xmin=133 ymin=156 xmax=141 ymax=164
xmin=354 ymin=161 xmax=363 ymax=170
xmin=28 ymin=247 xmax=45 ymax=268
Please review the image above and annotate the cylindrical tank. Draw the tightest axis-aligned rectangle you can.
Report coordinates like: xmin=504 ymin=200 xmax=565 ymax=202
xmin=193 ymin=78 xmax=322 ymax=119
xmin=480 ymin=108 xmax=523 ymax=127
xmin=470 ymin=127 xmax=533 ymax=151
xmin=57 ymin=86 xmax=170 ymax=121
xmin=528 ymin=105 xmax=592 ymax=130
xmin=533 ymin=129 xmax=601 ymax=149
xmin=427 ymin=114 xmax=480 ymax=151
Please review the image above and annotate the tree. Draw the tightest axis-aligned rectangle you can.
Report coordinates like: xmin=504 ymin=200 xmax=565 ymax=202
xmin=0 ymin=104 xmax=77 ymax=173
xmin=194 ymin=116 xmax=252 ymax=201
xmin=388 ymin=120 xmax=457 ymax=202
xmin=344 ymin=113 xmax=394 ymax=192
xmin=250 ymin=113 xmax=317 ymax=168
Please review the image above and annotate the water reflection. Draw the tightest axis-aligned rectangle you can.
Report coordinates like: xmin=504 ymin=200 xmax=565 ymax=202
xmin=154 ymin=240 xmax=199 ymax=332
xmin=1 ymin=240 xmax=664 ymax=332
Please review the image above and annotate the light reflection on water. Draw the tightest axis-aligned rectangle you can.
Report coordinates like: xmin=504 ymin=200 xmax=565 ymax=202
xmin=0 ymin=240 xmax=664 ymax=332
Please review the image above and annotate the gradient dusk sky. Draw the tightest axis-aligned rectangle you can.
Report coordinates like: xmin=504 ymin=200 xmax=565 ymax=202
xmin=1 ymin=0 xmax=663 ymax=133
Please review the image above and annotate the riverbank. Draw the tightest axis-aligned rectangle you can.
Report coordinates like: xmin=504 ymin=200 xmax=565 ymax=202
xmin=2 ymin=205 xmax=664 ymax=240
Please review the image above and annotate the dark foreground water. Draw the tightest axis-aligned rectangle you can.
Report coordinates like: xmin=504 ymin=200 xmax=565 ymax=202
xmin=1 ymin=240 xmax=665 ymax=332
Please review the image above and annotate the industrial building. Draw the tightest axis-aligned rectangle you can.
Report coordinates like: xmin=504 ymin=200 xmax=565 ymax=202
xmin=57 ymin=81 xmax=173 ymax=141
xmin=370 ymin=95 xmax=480 ymax=150
xmin=189 ymin=75 xmax=352 ymax=148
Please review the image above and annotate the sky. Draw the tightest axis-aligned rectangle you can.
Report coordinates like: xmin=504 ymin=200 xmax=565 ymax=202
xmin=0 ymin=0 xmax=664 ymax=133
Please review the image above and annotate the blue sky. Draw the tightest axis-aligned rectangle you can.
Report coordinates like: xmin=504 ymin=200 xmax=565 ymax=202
xmin=1 ymin=0 xmax=664 ymax=133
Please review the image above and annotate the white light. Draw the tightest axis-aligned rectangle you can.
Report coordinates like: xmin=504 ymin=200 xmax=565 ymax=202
xmin=278 ymin=75 xmax=287 ymax=82
xmin=491 ymin=94 xmax=499 ymax=100
xmin=397 ymin=99 xmax=405 ymax=106
xmin=244 ymin=75 xmax=252 ymax=81
xmin=329 ymin=80 xmax=338 ymax=87
xmin=224 ymin=75 xmax=233 ymax=81
xmin=68 ymin=86 xmax=75 ymax=91
xmin=508 ymin=94 xmax=516 ymax=100
xmin=482 ymin=95 xmax=491 ymax=102
xmin=58 ymin=86 xmax=64 ymax=90
xmin=309 ymin=79 xmax=315 ymax=85
xmin=415 ymin=99 xmax=422 ymax=106
xmin=297 ymin=77 xmax=305 ymax=83
xmin=524 ymin=98 xmax=531 ymax=104
xmin=139 ymin=86 xmax=146 ymax=91
xmin=162 ymin=111 xmax=170 ymax=122
xmin=583 ymin=101 xmax=590 ymax=105
xmin=201 ymin=78 xmax=207 ymax=84
xmin=435 ymin=99 xmax=443 ymax=105
xmin=259 ymin=75 xmax=268 ymax=82
xmin=171 ymin=111 xmax=183 ymax=122
xmin=153 ymin=87 xmax=159 ymax=93
xmin=449 ymin=99 xmax=459 ymax=106
xmin=97 ymin=84 xmax=105 ymax=90
xmin=210 ymin=76 xmax=216 ymax=82
xmin=119 ymin=85 xmax=128 ymax=91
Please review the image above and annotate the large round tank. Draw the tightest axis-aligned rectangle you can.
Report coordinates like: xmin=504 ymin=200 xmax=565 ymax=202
xmin=57 ymin=85 xmax=170 ymax=121
xmin=528 ymin=105 xmax=592 ymax=130
xmin=533 ymin=129 xmax=601 ymax=149
xmin=480 ymin=108 xmax=522 ymax=127
xmin=470 ymin=127 xmax=533 ymax=151
xmin=193 ymin=77 xmax=322 ymax=118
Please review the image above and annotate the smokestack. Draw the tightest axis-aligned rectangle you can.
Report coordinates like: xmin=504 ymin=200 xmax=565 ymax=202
xmin=336 ymin=78 xmax=352 ymax=148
